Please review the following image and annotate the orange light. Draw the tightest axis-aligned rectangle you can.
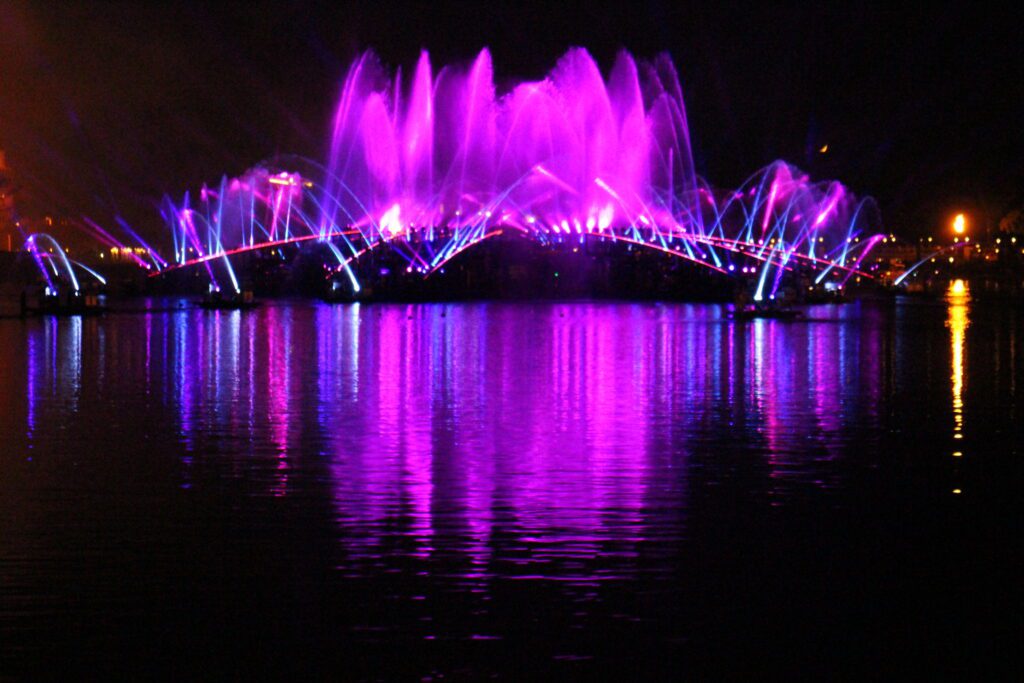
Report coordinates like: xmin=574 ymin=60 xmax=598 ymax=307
xmin=953 ymin=213 xmax=966 ymax=235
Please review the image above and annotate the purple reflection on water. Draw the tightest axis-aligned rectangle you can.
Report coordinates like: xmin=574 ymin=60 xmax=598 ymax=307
xmin=19 ymin=301 xmax=886 ymax=583
xmin=7 ymin=297 xmax=1022 ymax=677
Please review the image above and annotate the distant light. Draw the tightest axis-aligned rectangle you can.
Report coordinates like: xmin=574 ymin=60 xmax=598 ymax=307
xmin=953 ymin=213 xmax=966 ymax=235
xmin=952 ymin=489 xmax=962 ymax=494
xmin=819 ymin=144 xmax=828 ymax=153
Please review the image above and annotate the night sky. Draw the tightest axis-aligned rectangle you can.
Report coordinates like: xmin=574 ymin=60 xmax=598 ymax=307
xmin=1 ymin=1 xmax=1021 ymax=242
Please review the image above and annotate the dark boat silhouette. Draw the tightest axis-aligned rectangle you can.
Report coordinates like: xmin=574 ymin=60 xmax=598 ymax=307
xmin=195 ymin=289 xmax=260 ymax=310
xmin=731 ymin=305 xmax=804 ymax=321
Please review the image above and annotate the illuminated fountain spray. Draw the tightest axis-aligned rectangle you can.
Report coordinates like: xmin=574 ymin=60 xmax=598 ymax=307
xmin=23 ymin=233 xmax=107 ymax=295
xmin=161 ymin=168 xmax=316 ymax=293
xmin=161 ymin=49 xmax=883 ymax=297
xmin=320 ymin=49 xmax=700 ymax=240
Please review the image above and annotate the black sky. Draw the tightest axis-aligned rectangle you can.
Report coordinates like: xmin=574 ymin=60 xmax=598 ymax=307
xmin=1 ymin=0 xmax=1021 ymax=242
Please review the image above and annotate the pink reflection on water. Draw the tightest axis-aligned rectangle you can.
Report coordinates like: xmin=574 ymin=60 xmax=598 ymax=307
xmin=265 ymin=306 xmax=293 ymax=495
xmin=95 ymin=302 xmax=890 ymax=584
xmin=314 ymin=304 xmax=662 ymax=577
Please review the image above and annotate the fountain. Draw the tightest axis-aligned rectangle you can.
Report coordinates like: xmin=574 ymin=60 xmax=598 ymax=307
xmin=158 ymin=48 xmax=883 ymax=301
xmin=21 ymin=233 xmax=107 ymax=315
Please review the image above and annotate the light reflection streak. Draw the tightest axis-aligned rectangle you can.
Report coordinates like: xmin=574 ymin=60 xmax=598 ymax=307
xmin=811 ymin=317 xmax=842 ymax=463
xmin=946 ymin=279 xmax=970 ymax=454
xmin=267 ymin=307 xmax=292 ymax=495
xmin=26 ymin=328 xmax=38 ymax=440
xmin=22 ymin=317 xmax=81 ymax=447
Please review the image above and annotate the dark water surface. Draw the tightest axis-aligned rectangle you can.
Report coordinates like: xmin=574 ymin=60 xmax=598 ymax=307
xmin=1 ymin=296 xmax=1020 ymax=679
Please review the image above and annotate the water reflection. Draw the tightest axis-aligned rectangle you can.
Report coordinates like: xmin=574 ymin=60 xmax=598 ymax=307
xmin=946 ymin=280 xmax=970 ymax=489
xmin=947 ymin=280 xmax=969 ymax=442
xmin=19 ymin=302 xmax=890 ymax=581
xmin=6 ymin=297 xmax=1023 ymax=676
xmin=24 ymin=316 xmax=82 ymax=442
xmin=743 ymin=306 xmax=876 ymax=494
